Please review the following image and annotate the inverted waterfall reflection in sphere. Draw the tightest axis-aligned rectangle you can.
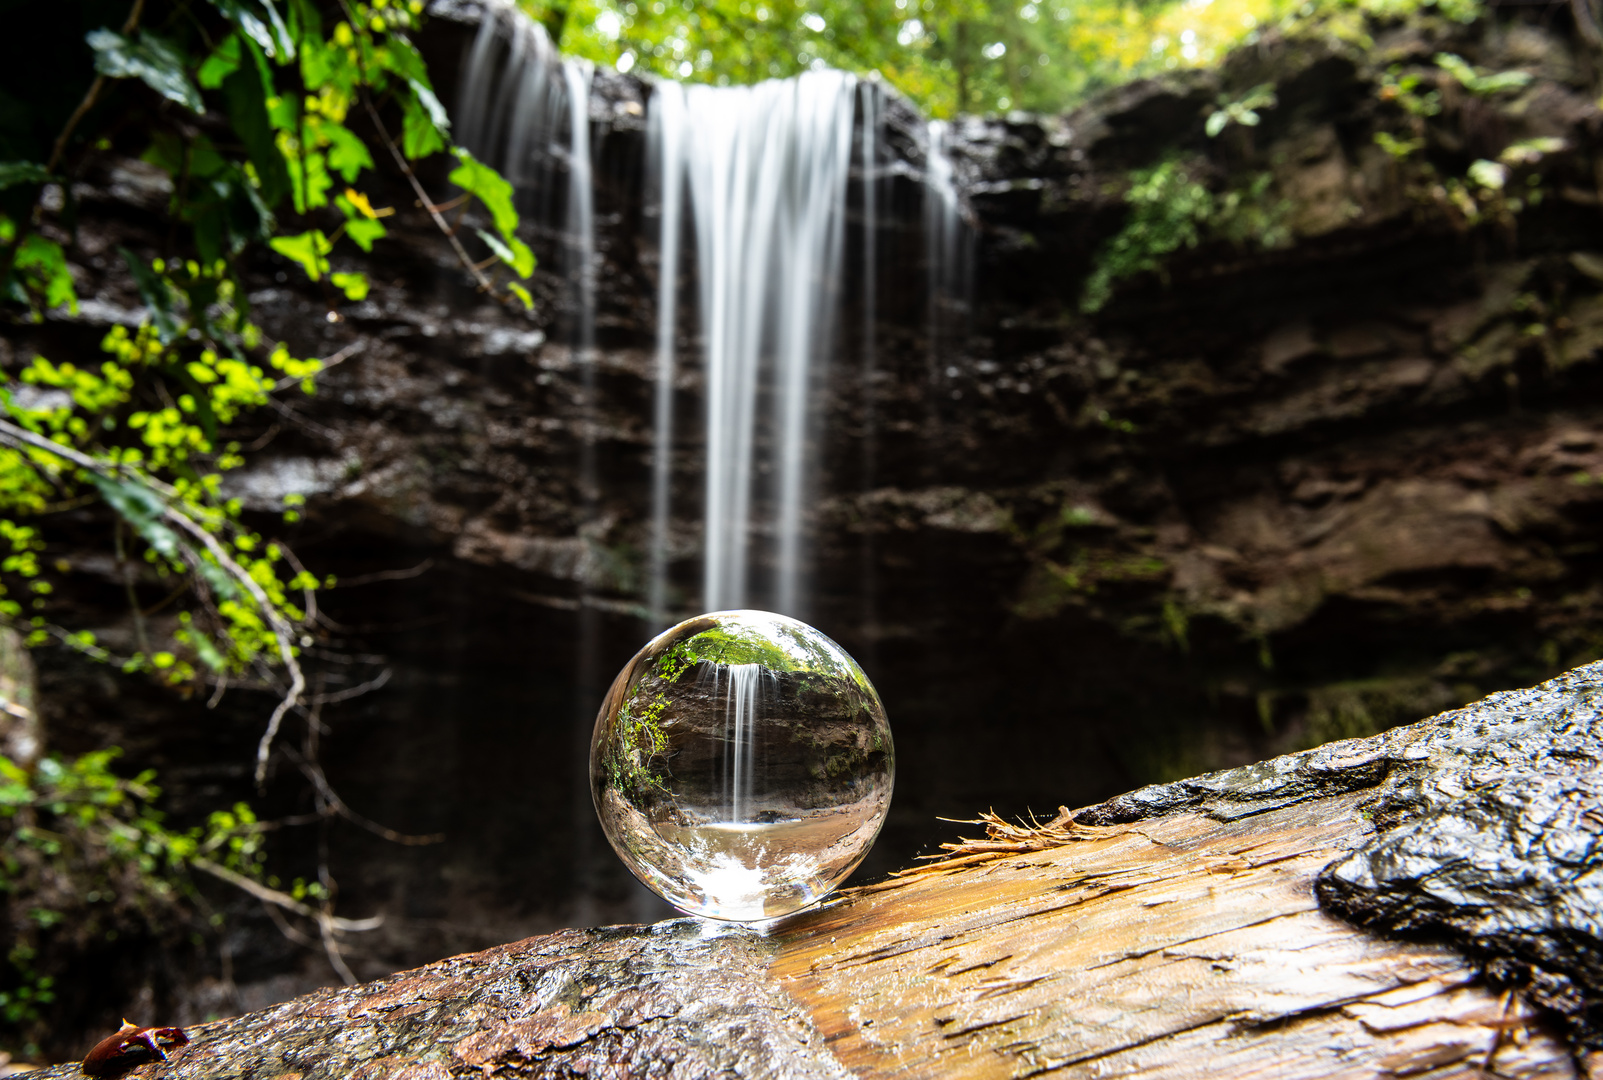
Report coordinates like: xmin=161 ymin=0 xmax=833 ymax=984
xmin=591 ymin=610 xmax=895 ymax=921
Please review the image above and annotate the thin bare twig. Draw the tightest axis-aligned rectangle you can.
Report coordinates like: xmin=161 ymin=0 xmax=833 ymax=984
xmin=273 ymin=340 xmax=364 ymax=392
xmin=308 ymin=667 xmax=391 ymax=705
xmin=276 ymin=541 xmax=318 ymax=627
xmin=284 ymin=742 xmax=444 ymax=845
xmin=359 ymin=88 xmax=494 ymax=292
xmin=328 ymin=558 xmax=434 ymax=588
xmin=190 ymin=856 xmax=382 ymax=932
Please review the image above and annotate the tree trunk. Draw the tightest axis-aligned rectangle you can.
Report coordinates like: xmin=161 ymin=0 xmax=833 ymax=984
xmin=28 ymin=664 xmax=1603 ymax=1079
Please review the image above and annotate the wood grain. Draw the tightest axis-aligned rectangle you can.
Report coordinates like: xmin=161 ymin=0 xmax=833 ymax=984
xmin=769 ymin=791 xmax=1578 ymax=1079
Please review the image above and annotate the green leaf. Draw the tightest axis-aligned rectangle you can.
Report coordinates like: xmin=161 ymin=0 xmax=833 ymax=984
xmin=14 ymin=236 xmax=78 ymax=313
xmin=379 ymin=39 xmax=451 ymax=135
xmin=268 ymin=229 xmax=330 ymax=281
xmin=475 ymin=228 xmax=535 ymax=278
xmin=342 ymin=217 xmax=386 ymax=252
xmin=0 ymin=162 xmax=51 ymax=191
xmin=118 ymin=248 xmax=179 ymax=342
xmin=330 ymin=271 xmax=368 ymax=301
xmin=287 ymin=0 xmax=323 ymax=45
xmin=315 ymin=120 xmax=374 ymax=183
xmin=1435 ymin=52 xmax=1532 ymax=95
xmin=89 ymin=475 xmax=184 ymax=563
xmin=506 ymin=281 xmax=534 ymax=311
xmin=193 ymin=556 xmax=241 ymax=601
xmin=222 ymin=43 xmax=292 ymax=208
xmin=283 ymin=143 xmax=333 ymax=213
xmin=197 ymin=33 xmax=243 ymax=90
xmin=400 ymin=93 xmax=446 ymax=160
xmin=449 ymin=150 xmax=519 ymax=240
xmin=206 ymin=0 xmax=295 ymax=62
xmin=86 ymin=29 xmax=204 ymax=113
xmin=164 ymin=364 xmax=219 ymax=445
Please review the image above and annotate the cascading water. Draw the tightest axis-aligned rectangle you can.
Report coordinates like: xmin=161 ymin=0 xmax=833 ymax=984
xmin=648 ymin=72 xmax=859 ymax=619
xmin=857 ymin=80 xmax=884 ymax=654
xmin=720 ymin=663 xmax=766 ymax=825
xmin=646 ymin=88 xmax=686 ymax=631
xmin=454 ymin=1 xmax=570 ymax=222
xmin=924 ymin=119 xmax=970 ymax=386
xmin=452 ymin=0 xmax=970 ymax=631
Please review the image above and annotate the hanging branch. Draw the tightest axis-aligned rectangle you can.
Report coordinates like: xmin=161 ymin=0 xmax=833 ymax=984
xmin=0 ymin=417 xmax=305 ymax=786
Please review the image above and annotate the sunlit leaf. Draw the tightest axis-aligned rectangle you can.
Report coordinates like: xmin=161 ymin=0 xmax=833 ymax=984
xmin=14 ymin=236 xmax=78 ymax=314
xmin=475 ymin=228 xmax=535 ymax=278
xmin=315 ymin=119 xmax=374 ymax=183
xmin=450 ymin=149 xmax=519 ymax=240
xmin=86 ymin=28 xmax=204 ymax=113
xmin=330 ymin=271 xmax=369 ymax=301
xmin=206 ymin=0 xmax=295 ymax=61
xmin=342 ymin=217 xmax=386 ymax=252
xmin=268 ymin=229 xmax=331 ymax=281
xmin=198 ymin=33 xmax=244 ymax=89
xmin=400 ymin=91 xmax=446 ymax=160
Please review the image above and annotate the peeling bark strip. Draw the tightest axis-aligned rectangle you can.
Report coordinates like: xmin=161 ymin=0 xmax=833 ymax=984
xmin=25 ymin=665 xmax=1603 ymax=1078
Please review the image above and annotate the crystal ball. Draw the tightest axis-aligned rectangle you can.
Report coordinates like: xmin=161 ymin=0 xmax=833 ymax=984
xmin=590 ymin=609 xmax=895 ymax=922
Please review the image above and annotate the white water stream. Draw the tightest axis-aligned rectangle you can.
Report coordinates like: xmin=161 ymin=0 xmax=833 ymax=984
xmin=453 ymin=5 xmax=967 ymax=626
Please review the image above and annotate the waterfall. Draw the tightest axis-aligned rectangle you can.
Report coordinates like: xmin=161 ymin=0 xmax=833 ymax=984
xmin=858 ymin=81 xmax=883 ymax=653
xmin=648 ymin=72 xmax=859 ymax=618
xmin=647 ymin=89 xmax=686 ymax=632
xmin=924 ymin=119 xmax=968 ymax=384
xmin=722 ymin=663 xmax=766 ymax=824
xmin=453 ymin=3 xmax=972 ymax=629
xmin=454 ymin=0 xmax=570 ymax=224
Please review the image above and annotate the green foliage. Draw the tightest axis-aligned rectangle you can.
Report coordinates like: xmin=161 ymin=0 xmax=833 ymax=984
xmin=1434 ymin=51 xmax=1531 ymax=95
xmin=0 ymin=3 xmax=531 ymax=1041
xmin=530 ymin=0 xmax=1491 ymax=117
xmin=1081 ymin=159 xmax=1290 ymax=313
xmin=0 ymin=0 xmax=537 ymax=693
xmin=1206 ymin=83 xmax=1276 ymax=138
xmin=87 ymin=28 xmax=205 ymax=112
xmin=0 ymin=748 xmax=268 ymax=1044
xmin=537 ymin=0 xmax=1312 ymax=118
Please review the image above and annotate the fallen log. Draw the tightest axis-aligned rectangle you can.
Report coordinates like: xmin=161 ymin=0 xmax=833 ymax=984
xmin=25 ymin=663 xmax=1603 ymax=1079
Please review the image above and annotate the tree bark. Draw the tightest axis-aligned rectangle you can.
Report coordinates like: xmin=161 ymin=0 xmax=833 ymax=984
xmin=29 ymin=664 xmax=1603 ymax=1079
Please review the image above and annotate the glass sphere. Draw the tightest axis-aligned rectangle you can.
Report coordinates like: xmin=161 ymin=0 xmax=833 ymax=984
xmin=591 ymin=610 xmax=894 ymax=922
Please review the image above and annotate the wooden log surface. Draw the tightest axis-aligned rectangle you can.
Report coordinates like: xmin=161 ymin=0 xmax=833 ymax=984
xmin=24 ymin=665 xmax=1603 ymax=1079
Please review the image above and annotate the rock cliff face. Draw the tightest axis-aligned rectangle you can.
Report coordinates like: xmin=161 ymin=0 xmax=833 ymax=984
xmin=9 ymin=0 xmax=1603 ymax=1046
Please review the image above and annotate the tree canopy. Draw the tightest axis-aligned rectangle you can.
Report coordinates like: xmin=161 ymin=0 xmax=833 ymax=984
xmin=525 ymin=0 xmax=1479 ymax=117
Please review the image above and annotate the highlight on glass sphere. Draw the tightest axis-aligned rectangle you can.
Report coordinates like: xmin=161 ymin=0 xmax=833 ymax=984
xmin=590 ymin=609 xmax=894 ymax=922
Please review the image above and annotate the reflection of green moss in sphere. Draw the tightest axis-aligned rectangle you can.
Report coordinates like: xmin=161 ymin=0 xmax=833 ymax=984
xmin=590 ymin=609 xmax=895 ymax=922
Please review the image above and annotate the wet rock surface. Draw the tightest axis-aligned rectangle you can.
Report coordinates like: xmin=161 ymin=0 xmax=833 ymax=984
xmin=1076 ymin=658 xmax=1603 ymax=1048
xmin=20 ymin=923 xmax=854 ymax=1080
